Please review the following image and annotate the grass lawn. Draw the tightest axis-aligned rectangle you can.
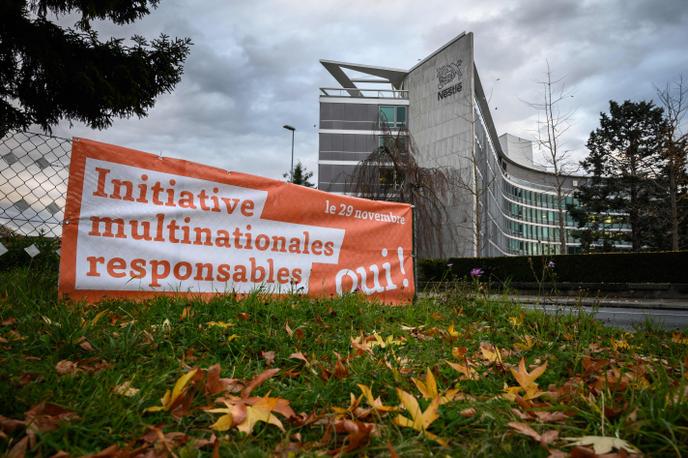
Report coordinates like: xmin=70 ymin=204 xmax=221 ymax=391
xmin=1 ymin=266 xmax=687 ymax=457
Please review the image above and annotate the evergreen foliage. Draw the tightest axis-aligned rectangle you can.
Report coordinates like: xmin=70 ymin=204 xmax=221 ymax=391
xmin=570 ymin=100 xmax=671 ymax=251
xmin=0 ymin=1 xmax=191 ymax=137
xmin=283 ymin=161 xmax=315 ymax=187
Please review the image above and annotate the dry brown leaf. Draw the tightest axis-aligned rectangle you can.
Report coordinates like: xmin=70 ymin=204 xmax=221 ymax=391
xmin=289 ymin=352 xmax=308 ymax=364
xmin=532 ymin=411 xmax=569 ymax=423
xmin=1 ymin=317 xmax=17 ymax=326
xmin=55 ymin=360 xmax=78 ymax=376
xmin=113 ymin=381 xmax=140 ymax=397
xmin=77 ymin=337 xmax=94 ymax=352
xmin=508 ymin=422 xmax=559 ymax=448
xmin=237 ymin=312 xmax=250 ymax=321
xmin=261 ymin=351 xmax=276 ymax=366
xmin=241 ymin=368 xmax=280 ymax=398
xmin=25 ymin=402 xmax=79 ymax=433
xmin=447 ymin=361 xmax=480 ymax=380
xmin=8 ymin=436 xmax=28 ymax=458
xmin=460 ymin=407 xmax=477 ymax=418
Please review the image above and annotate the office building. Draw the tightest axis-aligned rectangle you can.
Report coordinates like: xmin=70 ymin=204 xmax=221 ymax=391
xmin=317 ymin=32 xmax=622 ymax=258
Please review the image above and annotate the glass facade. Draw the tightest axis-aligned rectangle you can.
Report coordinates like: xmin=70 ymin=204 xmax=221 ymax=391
xmin=379 ymin=106 xmax=407 ymax=128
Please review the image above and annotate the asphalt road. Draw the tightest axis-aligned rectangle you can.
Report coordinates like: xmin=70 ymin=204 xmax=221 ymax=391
xmin=521 ymin=303 xmax=688 ymax=330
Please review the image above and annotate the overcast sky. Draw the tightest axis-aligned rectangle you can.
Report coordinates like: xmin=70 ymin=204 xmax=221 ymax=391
xmin=53 ymin=0 xmax=688 ymax=180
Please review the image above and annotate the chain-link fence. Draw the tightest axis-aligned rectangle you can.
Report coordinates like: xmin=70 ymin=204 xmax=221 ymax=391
xmin=0 ymin=131 xmax=71 ymax=238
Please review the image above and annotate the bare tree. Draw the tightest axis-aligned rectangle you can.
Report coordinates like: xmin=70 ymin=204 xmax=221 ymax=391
xmin=655 ymin=75 xmax=688 ymax=251
xmin=346 ymin=127 xmax=456 ymax=258
xmin=525 ymin=62 xmax=578 ymax=255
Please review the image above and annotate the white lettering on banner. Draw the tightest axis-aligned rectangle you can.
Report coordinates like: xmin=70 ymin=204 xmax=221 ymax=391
xmin=335 ymin=247 xmax=410 ymax=295
xmin=75 ymin=158 xmax=345 ymax=293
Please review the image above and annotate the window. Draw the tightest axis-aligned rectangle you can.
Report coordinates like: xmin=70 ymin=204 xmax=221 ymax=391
xmin=379 ymin=106 xmax=407 ymax=128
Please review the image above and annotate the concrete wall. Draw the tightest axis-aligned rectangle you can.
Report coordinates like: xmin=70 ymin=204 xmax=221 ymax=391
xmin=405 ymin=32 xmax=476 ymax=258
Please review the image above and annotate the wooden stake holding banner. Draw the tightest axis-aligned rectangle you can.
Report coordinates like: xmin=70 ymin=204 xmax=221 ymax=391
xmin=59 ymin=138 xmax=414 ymax=304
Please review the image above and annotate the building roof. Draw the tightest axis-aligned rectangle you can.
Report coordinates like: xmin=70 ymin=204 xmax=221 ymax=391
xmin=319 ymin=59 xmax=408 ymax=90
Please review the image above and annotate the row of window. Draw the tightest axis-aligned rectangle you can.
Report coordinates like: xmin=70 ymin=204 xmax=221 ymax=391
xmin=506 ymin=201 xmax=576 ymax=227
xmin=507 ymin=239 xmax=580 ymax=255
xmin=507 ymin=220 xmax=577 ymax=243
xmin=504 ymin=182 xmax=576 ymax=210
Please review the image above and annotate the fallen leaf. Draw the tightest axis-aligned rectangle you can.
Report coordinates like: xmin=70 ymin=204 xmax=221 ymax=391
xmin=55 ymin=360 xmax=78 ymax=376
xmin=144 ymin=368 xmax=199 ymax=413
xmin=25 ymin=402 xmax=79 ymax=433
xmin=393 ymin=389 xmax=446 ymax=446
xmin=241 ymin=368 xmax=280 ymax=398
xmin=460 ymin=407 xmax=477 ymax=418
xmin=562 ymin=436 xmax=641 ymax=455
xmin=610 ymin=338 xmax=630 ymax=352
xmin=447 ymin=323 xmax=459 ymax=338
xmin=180 ymin=306 xmax=192 ymax=320
xmin=411 ymin=368 xmax=459 ymax=404
xmin=289 ymin=352 xmax=308 ymax=364
xmin=358 ymin=384 xmax=396 ymax=412
xmin=206 ymin=399 xmax=247 ymax=431
xmin=113 ymin=381 xmax=140 ymax=397
xmin=510 ymin=358 xmax=547 ymax=400
xmin=77 ymin=336 xmax=94 ymax=352
xmin=237 ymin=397 xmax=292 ymax=434
xmin=532 ymin=411 xmax=569 ymax=423
xmin=514 ymin=335 xmax=535 ymax=352
xmin=508 ymin=422 xmax=559 ymax=447
xmin=8 ymin=436 xmax=28 ymax=458
xmin=672 ymin=332 xmax=688 ymax=345
xmin=1 ymin=317 xmax=17 ymax=326
xmin=237 ymin=312 xmax=250 ymax=321
xmin=451 ymin=347 xmax=468 ymax=359
xmin=261 ymin=351 xmax=276 ymax=366
xmin=205 ymin=364 xmax=244 ymax=395
xmin=447 ymin=361 xmax=479 ymax=380
xmin=206 ymin=321 xmax=234 ymax=329
xmin=479 ymin=342 xmax=503 ymax=364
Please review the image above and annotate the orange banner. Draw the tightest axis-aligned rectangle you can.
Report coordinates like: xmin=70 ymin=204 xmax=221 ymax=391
xmin=59 ymin=139 xmax=414 ymax=303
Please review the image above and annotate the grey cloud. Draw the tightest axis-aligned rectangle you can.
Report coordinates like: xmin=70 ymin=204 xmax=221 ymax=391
xmin=48 ymin=0 xmax=688 ymax=180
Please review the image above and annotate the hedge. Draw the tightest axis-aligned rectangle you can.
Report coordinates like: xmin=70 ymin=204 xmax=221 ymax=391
xmin=418 ymin=251 xmax=688 ymax=284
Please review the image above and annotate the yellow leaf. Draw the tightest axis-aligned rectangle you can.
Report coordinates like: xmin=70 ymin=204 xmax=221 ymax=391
xmin=144 ymin=368 xmax=198 ymax=413
xmin=412 ymin=368 xmax=438 ymax=399
xmin=370 ymin=332 xmax=405 ymax=349
xmin=447 ymin=323 xmax=459 ymax=338
xmin=610 ymin=337 xmax=630 ymax=351
xmin=210 ymin=414 xmax=234 ymax=431
xmin=236 ymin=397 xmax=284 ymax=435
xmin=227 ymin=334 xmax=239 ymax=342
xmin=509 ymin=358 xmax=547 ymax=400
xmin=447 ymin=361 xmax=479 ymax=381
xmin=479 ymin=343 xmax=503 ymax=364
xmin=508 ymin=313 xmax=524 ymax=327
xmin=393 ymin=389 xmax=445 ymax=445
xmin=514 ymin=335 xmax=534 ymax=352
xmin=672 ymin=332 xmax=688 ymax=345
xmin=90 ymin=310 xmax=108 ymax=327
xmin=207 ymin=321 xmax=234 ymax=329
xmin=358 ymin=384 xmax=395 ymax=412
xmin=332 ymin=393 xmax=362 ymax=416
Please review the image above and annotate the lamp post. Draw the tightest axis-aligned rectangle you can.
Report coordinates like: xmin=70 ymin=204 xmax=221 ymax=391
xmin=282 ymin=124 xmax=295 ymax=182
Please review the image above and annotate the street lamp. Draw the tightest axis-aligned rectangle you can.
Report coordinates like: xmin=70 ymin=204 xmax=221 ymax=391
xmin=282 ymin=125 xmax=295 ymax=182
